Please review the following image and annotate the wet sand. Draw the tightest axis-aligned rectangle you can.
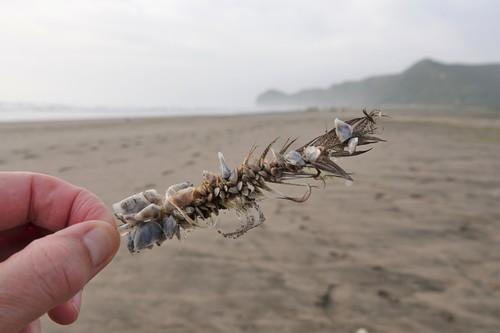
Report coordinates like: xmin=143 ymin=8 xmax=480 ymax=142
xmin=1 ymin=108 xmax=499 ymax=332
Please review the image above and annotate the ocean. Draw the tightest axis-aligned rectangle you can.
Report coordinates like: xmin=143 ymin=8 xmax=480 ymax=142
xmin=0 ymin=103 xmax=277 ymax=122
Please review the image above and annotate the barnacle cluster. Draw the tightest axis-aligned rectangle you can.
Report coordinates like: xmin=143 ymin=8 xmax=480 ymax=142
xmin=113 ymin=109 xmax=385 ymax=253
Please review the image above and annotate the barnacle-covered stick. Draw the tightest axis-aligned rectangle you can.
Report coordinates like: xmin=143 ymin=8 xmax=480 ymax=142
xmin=113 ymin=109 xmax=386 ymax=253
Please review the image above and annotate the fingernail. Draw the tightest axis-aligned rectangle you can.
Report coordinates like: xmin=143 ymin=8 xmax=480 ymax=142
xmin=83 ymin=223 xmax=114 ymax=267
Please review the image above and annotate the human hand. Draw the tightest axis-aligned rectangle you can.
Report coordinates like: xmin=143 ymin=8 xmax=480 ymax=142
xmin=0 ymin=172 xmax=120 ymax=333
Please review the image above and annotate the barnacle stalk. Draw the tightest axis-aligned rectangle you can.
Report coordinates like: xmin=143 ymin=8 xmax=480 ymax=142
xmin=113 ymin=109 xmax=386 ymax=253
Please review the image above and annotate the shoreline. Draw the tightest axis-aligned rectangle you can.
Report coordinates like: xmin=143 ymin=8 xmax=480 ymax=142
xmin=1 ymin=104 xmax=498 ymax=124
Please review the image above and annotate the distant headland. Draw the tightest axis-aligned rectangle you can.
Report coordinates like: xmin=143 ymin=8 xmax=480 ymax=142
xmin=256 ymin=59 xmax=500 ymax=110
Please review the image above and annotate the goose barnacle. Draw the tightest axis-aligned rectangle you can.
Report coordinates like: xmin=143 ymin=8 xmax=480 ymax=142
xmin=334 ymin=118 xmax=353 ymax=143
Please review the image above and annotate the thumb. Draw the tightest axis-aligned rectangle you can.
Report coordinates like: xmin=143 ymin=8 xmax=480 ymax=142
xmin=0 ymin=221 xmax=120 ymax=333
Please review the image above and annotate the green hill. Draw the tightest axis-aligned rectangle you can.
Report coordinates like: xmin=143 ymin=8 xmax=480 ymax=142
xmin=256 ymin=59 xmax=500 ymax=110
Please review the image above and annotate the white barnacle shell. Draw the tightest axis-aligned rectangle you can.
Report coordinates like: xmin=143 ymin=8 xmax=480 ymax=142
xmin=142 ymin=189 xmax=162 ymax=205
xmin=304 ymin=146 xmax=321 ymax=162
xmin=218 ymin=152 xmax=231 ymax=179
xmin=132 ymin=222 xmax=165 ymax=252
xmin=334 ymin=118 xmax=353 ymax=143
xmin=355 ymin=328 xmax=369 ymax=333
xmin=228 ymin=167 xmax=239 ymax=184
xmin=134 ymin=203 xmax=161 ymax=222
xmin=228 ymin=185 xmax=239 ymax=194
xmin=162 ymin=216 xmax=180 ymax=240
xmin=271 ymin=149 xmax=285 ymax=167
xmin=285 ymin=150 xmax=305 ymax=167
xmin=113 ymin=193 xmax=150 ymax=216
xmin=166 ymin=181 xmax=193 ymax=198
xmin=121 ymin=213 xmax=140 ymax=224
xmin=348 ymin=137 xmax=358 ymax=155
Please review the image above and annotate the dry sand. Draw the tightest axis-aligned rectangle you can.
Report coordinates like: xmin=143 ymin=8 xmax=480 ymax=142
xmin=1 ymin=108 xmax=499 ymax=333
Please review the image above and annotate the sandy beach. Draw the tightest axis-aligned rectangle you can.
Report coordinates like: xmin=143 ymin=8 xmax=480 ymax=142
xmin=1 ymin=108 xmax=499 ymax=333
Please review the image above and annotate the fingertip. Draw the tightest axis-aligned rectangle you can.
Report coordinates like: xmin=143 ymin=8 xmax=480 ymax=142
xmin=83 ymin=220 xmax=120 ymax=270
xmin=47 ymin=289 xmax=82 ymax=325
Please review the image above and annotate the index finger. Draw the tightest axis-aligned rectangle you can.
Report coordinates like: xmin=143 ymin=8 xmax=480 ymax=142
xmin=0 ymin=172 xmax=114 ymax=232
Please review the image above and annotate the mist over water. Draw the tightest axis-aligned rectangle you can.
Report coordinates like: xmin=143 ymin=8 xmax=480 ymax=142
xmin=0 ymin=103 xmax=280 ymax=122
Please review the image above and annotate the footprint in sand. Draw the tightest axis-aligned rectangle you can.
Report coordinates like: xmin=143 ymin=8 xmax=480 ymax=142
xmin=12 ymin=148 xmax=38 ymax=159
xmin=162 ymin=169 xmax=174 ymax=176
xmin=377 ymin=289 xmax=400 ymax=304
xmin=58 ymin=166 xmax=74 ymax=173
xmin=315 ymin=284 xmax=335 ymax=310
xmin=64 ymin=149 xmax=85 ymax=155
xmin=329 ymin=250 xmax=349 ymax=261
xmin=12 ymin=148 xmax=30 ymax=155
xmin=23 ymin=153 xmax=39 ymax=160
xmin=107 ymin=157 xmax=128 ymax=165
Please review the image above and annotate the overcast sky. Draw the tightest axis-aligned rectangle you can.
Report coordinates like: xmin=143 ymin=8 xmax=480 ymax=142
xmin=0 ymin=0 xmax=498 ymax=108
